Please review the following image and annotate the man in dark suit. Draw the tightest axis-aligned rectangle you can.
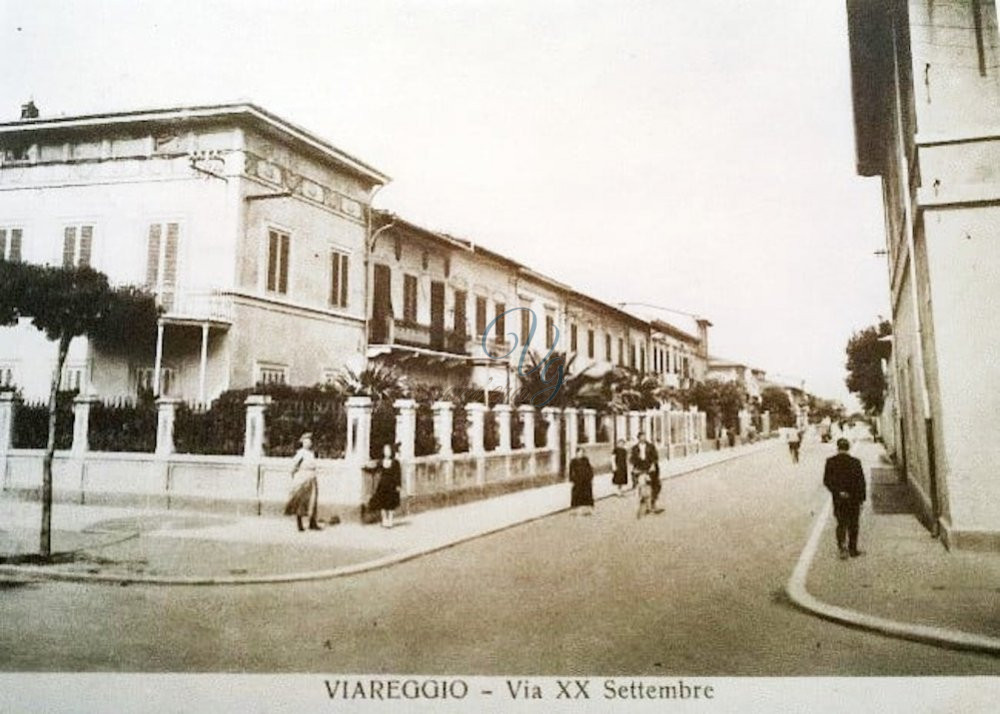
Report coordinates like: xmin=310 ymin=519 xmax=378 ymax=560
xmin=630 ymin=432 xmax=661 ymax=512
xmin=823 ymin=438 xmax=867 ymax=559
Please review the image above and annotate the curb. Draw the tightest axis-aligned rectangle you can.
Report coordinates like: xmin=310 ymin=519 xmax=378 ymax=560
xmin=0 ymin=440 xmax=777 ymax=587
xmin=786 ymin=498 xmax=1000 ymax=656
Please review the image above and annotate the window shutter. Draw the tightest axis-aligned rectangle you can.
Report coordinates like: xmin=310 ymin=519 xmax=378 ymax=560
xmin=78 ymin=226 xmax=93 ymax=267
xmin=330 ymin=252 xmax=340 ymax=305
xmin=340 ymin=254 xmax=349 ymax=307
xmin=145 ymin=224 xmax=162 ymax=289
xmin=63 ymin=227 xmax=76 ymax=267
xmin=163 ymin=223 xmax=178 ymax=287
xmin=266 ymin=231 xmax=278 ymax=292
xmin=278 ymin=233 xmax=289 ymax=294
xmin=0 ymin=229 xmax=6 ymax=260
xmin=9 ymin=229 xmax=21 ymax=262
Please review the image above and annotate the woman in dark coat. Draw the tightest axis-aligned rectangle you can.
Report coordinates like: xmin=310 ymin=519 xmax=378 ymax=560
xmin=369 ymin=443 xmax=402 ymax=528
xmin=568 ymin=447 xmax=595 ymax=515
xmin=610 ymin=439 xmax=629 ymax=496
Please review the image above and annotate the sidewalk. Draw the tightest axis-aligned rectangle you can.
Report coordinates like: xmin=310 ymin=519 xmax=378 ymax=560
xmin=789 ymin=438 xmax=1000 ymax=654
xmin=0 ymin=438 xmax=779 ymax=585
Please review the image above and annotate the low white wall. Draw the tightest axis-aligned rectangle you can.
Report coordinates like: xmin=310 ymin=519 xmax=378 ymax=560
xmin=1 ymin=449 xmax=366 ymax=511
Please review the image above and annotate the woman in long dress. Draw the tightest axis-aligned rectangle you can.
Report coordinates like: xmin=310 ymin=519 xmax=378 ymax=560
xmin=285 ymin=432 xmax=320 ymax=531
xmin=610 ymin=439 xmax=629 ymax=496
xmin=369 ymin=443 xmax=402 ymax=528
xmin=568 ymin=447 xmax=595 ymax=515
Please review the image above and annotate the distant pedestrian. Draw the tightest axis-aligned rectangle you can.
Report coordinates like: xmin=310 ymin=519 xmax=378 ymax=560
xmin=610 ymin=439 xmax=629 ymax=496
xmin=630 ymin=432 xmax=661 ymax=513
xmin=823 ymin=438 xmax=867 ymax=559
xmin=569 ymin=447 xmax=595 ymax=515
xmin=788 ymin=428 xmax=801 ymax=464
xmin=369 ymin=443 xmax=402 ymax=528
xmin=285 ymin=432 xmax=320 ymax=532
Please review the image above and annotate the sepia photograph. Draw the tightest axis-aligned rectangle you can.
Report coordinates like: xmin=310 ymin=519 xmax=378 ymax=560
xmin=0 ymin=1 xmax=998 ymax=712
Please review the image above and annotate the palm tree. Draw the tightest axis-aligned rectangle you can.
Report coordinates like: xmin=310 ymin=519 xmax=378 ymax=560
xmin=335 ymin=364 xmax=406 ymax=402
xmin=514 ymin=350 xmax=601 ymax=408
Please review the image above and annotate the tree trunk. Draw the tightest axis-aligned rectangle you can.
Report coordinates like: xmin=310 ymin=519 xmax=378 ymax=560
xmin=40 ymin=334 xmax=71 ymax=558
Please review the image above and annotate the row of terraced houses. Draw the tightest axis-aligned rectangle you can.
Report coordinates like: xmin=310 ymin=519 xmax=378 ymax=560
xmin=0 ymin=102 xmax=732 ymax=408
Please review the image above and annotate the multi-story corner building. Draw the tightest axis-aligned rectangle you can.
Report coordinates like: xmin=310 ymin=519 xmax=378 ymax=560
xmin=0 ymin=103 xmax=387 ymax=402
xmin=847 ymin=0 xmax=1000 ymax=549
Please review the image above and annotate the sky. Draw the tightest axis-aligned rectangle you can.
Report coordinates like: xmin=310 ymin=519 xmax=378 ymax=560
xmin=0 ymin=0 xmax=889 ymax=407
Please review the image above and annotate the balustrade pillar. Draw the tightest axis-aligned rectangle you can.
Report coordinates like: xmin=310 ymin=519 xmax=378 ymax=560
xmin=155 ymin=397 xmax=180 ymax=456
xmin=432 ymin=401 xmax=454 ymax=456
xmin=243 ymin=395 xmax=271 ymax=460
xmin=72 ymin=394 xmax=98 ymax=456
xmin=466 ymin=403 xmax=486 ymax=456
xmin=582 ymin=408 xmax=597 ymax=444
xmin=518 ymin=404 xmax=536 ymax=450
xmin=494 ymin=404 xmax=512 ymax=454
xmin=394 ymin=399 xmax=417 ymax=461
xmin=0 ymin=391 xmax=16 ymax=457
xmin=345 ymin=396 xmax=373 ymax=462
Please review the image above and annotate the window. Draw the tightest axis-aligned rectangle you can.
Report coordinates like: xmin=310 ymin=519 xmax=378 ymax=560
xmin=0 ymin=227 xmax=22 ymax=262
xmin=521 ymin=308 xmax=531 ymax=346
xmin=605 ymin=334 xmax=612 ymax=362
xmin=545 ymin=314 xmax=555 ymax=348
xmin=62 ymin=225 xmax=94 ymax=268
xmin=0 ymin=364 xmax=15 ymax=388
xmin=495 ymin=303 xmax=506 ymax=338
xmin=266 ymin=229 xmax=290 ymax=295
xmin=640 ymin=346 xmax=646 ymax=374
xmin=454 ymin=290 xmax=467 ymax=336
xmin=403 ymin=274 xmax=418 ymax=322
xmin=475 ymin=296 xmax=487 ymax=337
xmin=2 ymin=145 xmax=30 ymax=163
xmin=618 ymin=338 xmax=625 ymax=366
xmin=570 ymin=323 xmax=578 ymax=352
xmin=329 ymin=250 xmax=349 ymax=308
xmin=630 ymin=344 xmax=637 ymax=369
xmin=256 ymin=363 xmax=288 ymax=386
xmin=145 ymin=222 xmax=179 ymax=295
xmin=587 ymin=329 xmax=595 ymax=359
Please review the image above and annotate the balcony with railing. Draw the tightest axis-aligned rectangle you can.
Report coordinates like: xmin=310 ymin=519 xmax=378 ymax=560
xmin=158 ymin=290 xmax=234 ymax=325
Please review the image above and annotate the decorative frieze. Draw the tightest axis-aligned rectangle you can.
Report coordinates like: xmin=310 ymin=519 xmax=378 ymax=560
xmin=243 ymin=151 xmax=364 ymax=222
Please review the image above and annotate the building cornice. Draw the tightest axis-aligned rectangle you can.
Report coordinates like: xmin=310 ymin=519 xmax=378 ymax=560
xmin=0 ymin=102 xmax=389 ymax=185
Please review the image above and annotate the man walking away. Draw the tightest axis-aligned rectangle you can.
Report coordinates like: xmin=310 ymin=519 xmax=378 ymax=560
xmin=630 ymin=432 xmax=661 ymax=513
xmin=788 ymin=427 xmax=802 ymax=464
xmin=823 ymin=438 xmax=867 ymax=560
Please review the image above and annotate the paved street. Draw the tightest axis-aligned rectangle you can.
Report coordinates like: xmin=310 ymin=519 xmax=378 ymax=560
xmin=1 ymin=440 xmax=996 ymax=675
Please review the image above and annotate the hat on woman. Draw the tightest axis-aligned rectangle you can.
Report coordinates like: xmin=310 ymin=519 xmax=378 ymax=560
xmin=300 ymin=432 xmax=313 ymax=443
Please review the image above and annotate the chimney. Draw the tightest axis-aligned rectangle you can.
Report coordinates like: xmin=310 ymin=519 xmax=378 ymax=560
xmin=20 ymin=101 xmax=39 ymax=119
xmin=695 ymin=318 xmax=712 ymax=359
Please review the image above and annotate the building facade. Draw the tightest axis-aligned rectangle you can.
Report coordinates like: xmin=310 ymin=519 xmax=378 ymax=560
xmin=0 ymin=102 xmax=724 ymax=416
xmin=0 ymin=103 xmax=387 ymax=402
xmin=367 ymin=212 xmax=662 ymax=403
xmin=847 ymin=0 xmax=1000 ymax=549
